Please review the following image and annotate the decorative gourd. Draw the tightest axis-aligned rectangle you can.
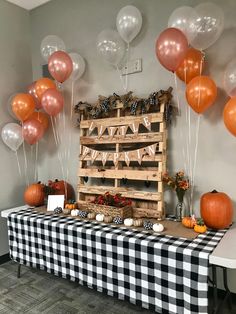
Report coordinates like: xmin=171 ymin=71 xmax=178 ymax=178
xmin=87 ymin=212 xmax=96 ymax=220
xmin=63 ymin=208 xmax=71 ymax=215
xmin=124 ymin=218 xmax=133 ymax=227
xmin=104 ymin=216 xmax=113 ymax=223
xmin=133 ymin=219 xmax=143 ymax=227
xmin=194 ymin=219 xmax=207 ymax=233
xmin=96 ymin=214 xmax=104 ymax=222
xmin=24 ymin=182 xmax=45 ymax=206
xmin=153 ymin=223 xmax=164 ymax=232
xmin=182 ymin=216 xmax=196 ymax=229
xmin=200 ymin=190 xmax=233 ymax=229
xmin=113 ymin=216 xmax=123 ymax=224
xmin=48 ymin=179 xmax=74 ymax=200
xmin=71 ymin=209 xmax=80 ymax=216
xmin=143 ymin=220 xmax=153 ymax=230
xmin=54 ymin=207 xmax=63 ymax=214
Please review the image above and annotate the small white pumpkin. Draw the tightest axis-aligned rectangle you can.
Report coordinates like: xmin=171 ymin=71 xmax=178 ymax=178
xmin=96 ymin=214 xmax=104 ymax=222
xmin=71 ymin=209 xmax=80 ymax=217
xmin=153 ymin=223 xmax=164 ymax=232
xmin=124 ymin=218 xmax=133 ymax=227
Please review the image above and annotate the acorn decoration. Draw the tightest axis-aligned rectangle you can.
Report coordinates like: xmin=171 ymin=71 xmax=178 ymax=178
xmin=54 ymin=207 xmax=63 ymax=214
xmin=87 ymin=212 xmax=96 ymax=220
xmin=78 ymin=210 xmax=88 ymax=218
xmin=104 ymin=215 xmax=113 ymax=223
xmin=113 ymin=216 xmax=123 ymax=224
xmin=143 ymin=220 xmax=153 ymax=230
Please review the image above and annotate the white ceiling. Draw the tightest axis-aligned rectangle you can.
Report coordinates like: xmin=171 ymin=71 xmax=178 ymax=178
xmin=6 ymin=0 xmax=52 ymax=10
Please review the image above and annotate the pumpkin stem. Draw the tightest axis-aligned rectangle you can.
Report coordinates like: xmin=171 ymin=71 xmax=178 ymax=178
xmin=55 ymin=179 xmax=58 ymax=182
xmin=211 ymin=190 xmax=218 ymax=193
xmin=37 ymin=181 xmax=41 ymax=184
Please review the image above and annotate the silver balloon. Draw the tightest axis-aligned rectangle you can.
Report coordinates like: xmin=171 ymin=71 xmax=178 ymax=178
xmin=224 ymin=59 xmax=236 ymax=97
xmin=69 ymin=52 xmax=86 ymax=81
xmin=116 ymin=5 xmax=142 ymax=44
xmin=168 ymin=6 xmax=198 ymax=43
xmin=97 ymin=29 xmax=125 ymax=66
xmin=190 ymin=2 xmax=224 ymax=50
xmin=1 ymin=123 xmax=23 ymax=152
xmin=40 ymin=35 xmax=66 ymax=61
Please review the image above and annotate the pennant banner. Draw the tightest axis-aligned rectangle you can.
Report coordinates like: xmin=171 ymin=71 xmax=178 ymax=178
xmin=129 ymin=121 xmax=139 ymax=136
xmin=81 ymin=143 xmax=157 ymax=167
xmin=142 ymin=116 xmax=152 ymax=131
xmin=108 ymin=126 xmax=117 ymax=139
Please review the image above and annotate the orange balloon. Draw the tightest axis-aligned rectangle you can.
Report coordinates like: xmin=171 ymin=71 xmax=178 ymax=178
xmin=223 ymin=97 xmax=236 ymax=136
xmin=35 ymin=78 xmax=56 ymax=101
xmin=12 ymin=93 xmax=35 ymax=121
xmin=29 ymin=111 xmax=49 ymax=130
xmin=176 ymin=48 xmax=204 ymax=84
xmin=186 ymin=76 xmax=217 ymax=114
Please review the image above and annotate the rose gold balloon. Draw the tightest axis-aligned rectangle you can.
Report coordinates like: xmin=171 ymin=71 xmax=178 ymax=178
xmin=27 ymin=81 xmax=41 ymax=110
xmin=41 ymin=88 xmax=64 ymax=116
xmin=48 ymin=51 xmax=73 ymax=83
xmin=29 ymin=111 xmax=49 ymax=131
xmin=12 ymin=93 xmax=35 ymax=122
xmin=155 ymin=27 xmax=188 ymax=72
xmin=186 ymin=76 xmax=217 ymax=114
xmin=35 ymin=78 xmax=56 ymax=101
xmin=23 ymin=119 xmax=44 ymax=145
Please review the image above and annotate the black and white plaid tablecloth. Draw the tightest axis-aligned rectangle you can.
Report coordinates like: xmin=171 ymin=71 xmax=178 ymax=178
xmin=7 ymin=209 xmax=227 ymax=314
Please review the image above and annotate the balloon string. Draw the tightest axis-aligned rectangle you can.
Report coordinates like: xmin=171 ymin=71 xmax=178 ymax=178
xmin=34 ymin=141 xmax=38 ymax=182
xmin=124 ymin=42 xmax=130 ymax=92
xmin=22 ymin=140 xmax=29 ymax=187
xmin=15 ymin=151 xmax=22 ymax=177
xmin=66 ymin=80 xmax=74 ymax=182
xmin=174 ymin=72 xmax=188 ymax=175
xmin=50 ymin=116 xmax=58 ymax=146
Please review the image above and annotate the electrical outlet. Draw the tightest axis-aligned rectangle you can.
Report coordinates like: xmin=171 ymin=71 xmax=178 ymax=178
xmin=121 ymin=58 xmax=142 ymax=76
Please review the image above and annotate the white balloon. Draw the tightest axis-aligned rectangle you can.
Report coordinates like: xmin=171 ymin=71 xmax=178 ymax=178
xmin=97 ymin=29 xmax=125 ymax=66
xmin=168 ymin=6 xmax=198 ymax=43
xmin=116 ymin=5 xmax=142 ymax=44
xmin=224 ymin=59 xmax=236 ymax=97
xmin=69 ymin=52 xmax=86 ymax=81
xmin=40 ymin=35 xmax=66 ymax=61
xmin=1 ymin=123 xmax=23 ymax=152
xmin=190 ymin=2 xmax=224 ymax=50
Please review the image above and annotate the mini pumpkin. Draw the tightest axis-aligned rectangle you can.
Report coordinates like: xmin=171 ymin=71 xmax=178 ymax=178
xmin=63 ymin=208 xmax=71 ymax=215
xmin=71 ymin=209 xmax=80 ymax=217
xmin=104 ymin=216 xmax=113 ymax=223
xmin=182 ymin=216 xmax=196 ymax=229
xmin=153 ymin=223 xmax=164 ymax=232
xmin=194 ymin=219 xmax=207 ymax=234
xmin=124 ymin=218 xmax=133 ymax=227
xmin=87 ymin=212 xmax=96 ymax=220
xmin=96 ymin=214 xmax=104 ymax=222
xmin=133 ymin=219 xmax=143 ymax=227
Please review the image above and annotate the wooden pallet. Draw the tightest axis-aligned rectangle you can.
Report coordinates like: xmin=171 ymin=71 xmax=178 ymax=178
xmin=77 ymin=96 xmax=167 ymax=219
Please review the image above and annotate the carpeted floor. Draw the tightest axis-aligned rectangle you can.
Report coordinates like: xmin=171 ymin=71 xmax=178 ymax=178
xmin=0 ymin=261 xmax=235 ymax=314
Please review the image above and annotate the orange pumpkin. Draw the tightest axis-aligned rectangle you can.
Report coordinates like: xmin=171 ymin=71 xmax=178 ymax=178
xmin=24 ymin=182 xmax=45 ymax=206
xmin=200 ymin=190 xmax=233 ymax=229
xmin=48 ymin=179 xmax=74 ymax=201
xmin=194 ymin=223 xmax=207 ymax=234
xmin=182 ymin=216 xmax=196 ymax=229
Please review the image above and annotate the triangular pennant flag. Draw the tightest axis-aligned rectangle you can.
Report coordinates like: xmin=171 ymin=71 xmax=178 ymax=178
xmin=118 ymin=125 xmax=128 ymax=138
xmin=129 ymin=121 xmax=139 ymax=136
xmin=88 ymin=121 xmax=96 ymax=135
xmin=91 ymin=149 xmax=99 ymax=163
xmin=108 ymin=126 xmax=117 ymax=139
xmin=136 ymin=148 xmax=145 ymax=165
xmin=81 ymin=146 xmax=90 ymax=160
xmin=113 ymin=152 xmax=120 ymax=167
xmin=142 ymin=116 xmax=152 ymax=131
xmin=124 ymin=151 xmax=130 ymax=166
xmin=101 ymin=152 xmax=108 ymax=166
xmin=146 ymin=143 xmax=157 ymax=158
xmin=98 ymin=125 xmax=106 ymax=138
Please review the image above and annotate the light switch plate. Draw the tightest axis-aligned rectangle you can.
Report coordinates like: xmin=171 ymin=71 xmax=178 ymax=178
xmin=121 ymin=58 xmax=142 ymax=75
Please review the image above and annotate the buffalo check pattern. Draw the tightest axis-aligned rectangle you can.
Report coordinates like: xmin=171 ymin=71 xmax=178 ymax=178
xmin=8 ymin=209 xmax=226 ymax=314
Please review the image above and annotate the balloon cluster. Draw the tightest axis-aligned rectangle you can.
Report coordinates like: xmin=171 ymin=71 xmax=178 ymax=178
xmin=2 ymin=35 xmax=86 ymax=152
xmin=96 ymin=5 xmax=142 ymax=66
xmin=156 ymin=3 xmax=224 ymax=114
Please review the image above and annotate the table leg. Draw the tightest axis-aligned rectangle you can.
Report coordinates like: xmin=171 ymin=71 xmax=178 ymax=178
xmin=17 ymin=263 xmax=21 ymax=278
xmin=223 ymin=267 xmax=232 ymax=310
xmin=212 ymin=265 xmax=218 ymax=314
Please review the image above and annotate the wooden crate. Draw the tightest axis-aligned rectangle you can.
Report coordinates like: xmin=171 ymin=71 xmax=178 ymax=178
xmin=76 ymin=90 xmax=170 ymax=219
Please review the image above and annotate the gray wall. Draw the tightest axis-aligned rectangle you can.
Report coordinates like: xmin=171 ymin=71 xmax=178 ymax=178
xmin=0 ymin=0 xmax=32 ymax=255
xmin=29 ymin=0 xmax=236 ymax=291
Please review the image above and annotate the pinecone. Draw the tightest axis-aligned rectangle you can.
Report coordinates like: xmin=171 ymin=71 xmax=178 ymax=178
xmin=143 ymin=220 xmax=153 ymax=230
xmin=78 ymin=210 xmax=88 ymax=218
xmin=54 ymin=207 xmax=63 ymax=214
xmin=113 ymin=216 xmax=123 ymax=224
